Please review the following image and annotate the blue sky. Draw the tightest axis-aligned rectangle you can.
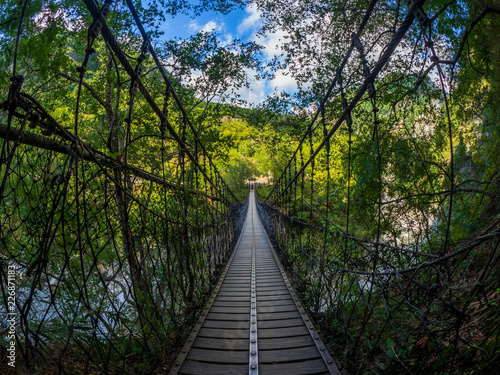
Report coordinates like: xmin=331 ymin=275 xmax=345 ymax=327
xmin=149 ymin=2 xmax=446 ymax=107
xmin=157 ymin=4 xmax=298 ymax=105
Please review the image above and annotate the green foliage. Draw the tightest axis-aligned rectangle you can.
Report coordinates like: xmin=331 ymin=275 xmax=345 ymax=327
xmin=1 ymin=0 xmax=499 ymax=374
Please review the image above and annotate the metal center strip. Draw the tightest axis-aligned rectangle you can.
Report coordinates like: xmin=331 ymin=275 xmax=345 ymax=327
xmin=249 ymin=192 xmax=259 ymax=374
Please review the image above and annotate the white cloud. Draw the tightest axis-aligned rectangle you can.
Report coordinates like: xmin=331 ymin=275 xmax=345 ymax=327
xmin=270 ymin=71 xmax=297 ymax=92
xmin=256 ymin=28 xmax=288 ymax=62
xmin=221 ymin=32 xmax=234 ymax=47
xmin=234 ymin=69 xmax=267 ymax=105
xmin=237 ymin=4 xmax=262 ymax=34
xmin=233 ymin=69 xmax=298 ymax=105
xmin=188 ymin=20 xmax=200 ymax=33
xmin=189 ymin=19 xmax=224 ymax=33
xmin=187 ymin=19 xmax=232 ymax=47
xmin=239 ymin=86 xmax=267 ymax=104
xmin=202 ymin=20 xmax=222 ymax=33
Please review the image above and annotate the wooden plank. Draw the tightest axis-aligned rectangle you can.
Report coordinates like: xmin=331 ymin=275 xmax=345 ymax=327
xmin=223 ymin=280 xmax=251 ymax=284
xmin=220 ymin=284 xmax=250 ymax=288
xmin=221 ymin=284 xmax=251 ymax=288
xmin=206 ymin=312 xmax=249 ymax=321
xmin=215 ymin=296 xmax=250 ymax=302
xmin=259 ymin=359 xmax=328 ymax=375
xmin=220 ymin=280 xmax=250 ymax=284
xmin=257 ymin=288 xmax=287 ymax=294
xmin=256 ymin=273 xmax=280 ymax=277
xmin=203 ymin=320 xmax=249 ymax=329
xmin=224 ymin=271 xmax=251 ymax=282
xmin=220 ymin=274 xmax=251 ymax=279
xmin=228 ymin=264 xmax=251 ymax=266
xmin=258 ymin=305 xmax=297 ymax=313
xmin=198 ymin=328 xmax=248 ymax=339
xmin=258 ymin=325 xmax=309 ymax=338
xmin=256 ymin=272 xmax=280 ymax=274
xmin=256 ymin=274 xmax=281 ymax=277
xmin=259 ymin=335 xmax=315 ymax=350
xmin=256 ymin=284 xmax=287 ymax=290
xmin=256 ymin=277 xmax=282 ymax=280
xmin=257 ymin=278 xmax=286 ymax=289
xmin=257 ymin=286 xmax=288 ymax=291
xmin=257 ymin=290 xmax=290 ymax=296
xmin=180 ymin=360 xmax=248 ymax=375
xmin=223 ymin=270 xmax=250 ymax=273
xmin=255 ymin=282 xmax=285 ymax=288
xmin=210 ymin=306 xmax=249 ymax=314
xmin=187 ymin=348 xmax=248 ymax=364
xmin=212 ymin=301 xmax=249 ymax=307
xmin=219 ymin=287 xmax=250 ymax=292
xmin=257 ymin=299 xmax=294 ymax=307
xmin=224 ymin=277 xmax=251 ymax=280
xmin=225 ymin=275 xmax=251 ymax=279
xmin=193 ymin=337 xmax=248 ymax=351
xmin=258 ymin=318 xmax=304 ymax=329
xmin=257 ymin=295 xmax=292 ymax=301
xmin=256 ymin=279 xmax=283 ymax=284
xmin=259 ymin=345 xmax=322 ymax=364
xmin=258 ymin=311 xmax=301 ymax=320
xmin=216 ymin=291 xmax=251 ymax=297
xmin=225 ymin=271 xmax=250 ymax=280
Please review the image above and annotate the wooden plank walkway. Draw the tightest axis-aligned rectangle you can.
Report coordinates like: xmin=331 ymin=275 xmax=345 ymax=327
xmin=170 ymin=191 xmax=340 ymax=375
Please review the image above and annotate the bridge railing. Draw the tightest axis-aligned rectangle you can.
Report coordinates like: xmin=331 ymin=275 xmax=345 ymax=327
xmin=0 ymin=1 xmax=247 ymax=372
xmin=257 ymin=192 xmax=499 ymax=371
xmin=258 ymin=0 xmax=500 ymax=373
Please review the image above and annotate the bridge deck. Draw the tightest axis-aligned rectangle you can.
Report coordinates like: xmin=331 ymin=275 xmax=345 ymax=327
xmin=170 ymin=192 xmax=340 ymax=375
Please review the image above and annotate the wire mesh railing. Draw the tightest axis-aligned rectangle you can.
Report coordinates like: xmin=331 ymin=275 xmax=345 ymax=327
xmin=0 ymin=1 xmax=247 ymax=373
xmin=258 ymin=0 xmax=500 ymax=373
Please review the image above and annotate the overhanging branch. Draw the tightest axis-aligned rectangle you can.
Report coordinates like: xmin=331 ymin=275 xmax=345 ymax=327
xmin=0 ymin=123 xmax=222 ymax=202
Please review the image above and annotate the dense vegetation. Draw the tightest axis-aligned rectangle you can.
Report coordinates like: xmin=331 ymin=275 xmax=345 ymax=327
xmin=253 ymin=1 xmax=500 ymax=373
xmin=1 ymin=0 xmax=499 ymax=373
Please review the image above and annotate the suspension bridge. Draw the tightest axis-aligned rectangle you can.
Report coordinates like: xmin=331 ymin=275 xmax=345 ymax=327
xmin=1 ymin=0 xmax=499 ymax=374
